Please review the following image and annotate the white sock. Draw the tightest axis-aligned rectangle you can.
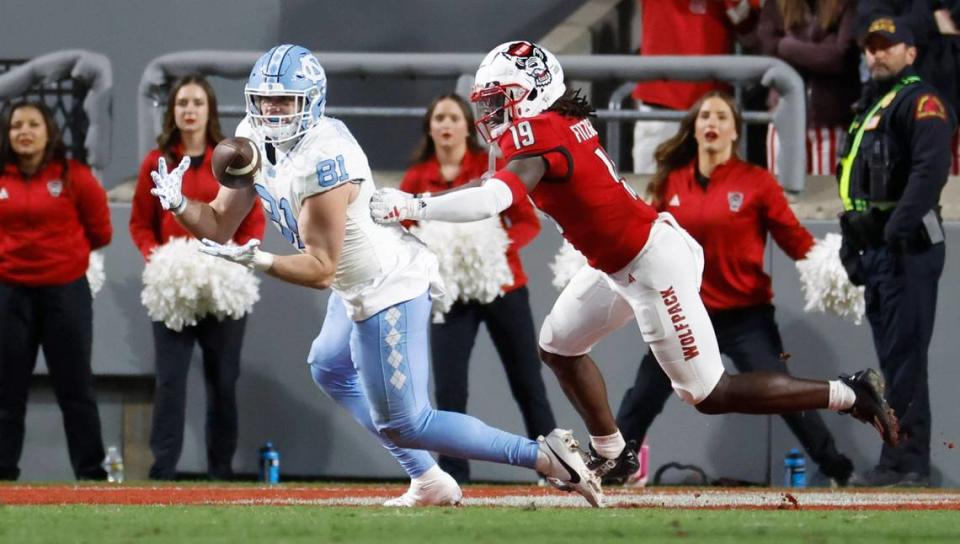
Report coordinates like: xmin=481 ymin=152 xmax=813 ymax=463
xmin=828 ymin=380 xmax=856 ymax=411
xmin=590 ymin=431 xmax=626 ymax=459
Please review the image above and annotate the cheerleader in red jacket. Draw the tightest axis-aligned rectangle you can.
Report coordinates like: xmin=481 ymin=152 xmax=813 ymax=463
xmin=0 ymin=100 xmax=112 ymax=480
xmin=129 ymin=75 xmax=264 ymax=481
xmin=615 ymin=91 xmax=855 ymax=485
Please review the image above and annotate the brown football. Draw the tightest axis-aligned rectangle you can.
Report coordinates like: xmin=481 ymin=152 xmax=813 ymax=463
xmin=212 ymin=136 xmax=260 ymax=188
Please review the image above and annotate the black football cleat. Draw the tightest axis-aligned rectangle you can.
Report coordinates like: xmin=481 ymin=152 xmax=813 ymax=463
xmin=589 ymin=440 xmax=641 ymax=485
xmin=840 ymin=369 xmax=901 ymax=447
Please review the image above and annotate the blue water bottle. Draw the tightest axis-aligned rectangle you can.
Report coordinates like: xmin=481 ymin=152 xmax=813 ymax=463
xmin=784 ymin=448 xmax=806 ymax=488
xmin=259 ymin=441 xmax=280 ymax=484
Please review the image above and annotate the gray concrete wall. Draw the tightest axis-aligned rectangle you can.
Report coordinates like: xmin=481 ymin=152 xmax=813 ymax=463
xmin=20 ymin=211 xmax=960 ymax=486
xmin=0 ymin=0 xmax=581 ymax=187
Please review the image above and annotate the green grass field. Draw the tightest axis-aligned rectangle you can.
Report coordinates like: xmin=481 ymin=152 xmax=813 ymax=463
xmin=1 ymin=506 xmax=960 ymax=544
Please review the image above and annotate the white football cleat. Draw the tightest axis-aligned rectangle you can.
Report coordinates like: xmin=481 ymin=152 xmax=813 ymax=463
xmin=538 ymin=429 xmax=604 ymax=508
xmin=383 ymin=468 xmax=463 ymax=507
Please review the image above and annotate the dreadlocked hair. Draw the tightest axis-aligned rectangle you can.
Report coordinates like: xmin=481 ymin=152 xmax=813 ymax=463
xmin=546 ymin=88 xmax=594 ymax=119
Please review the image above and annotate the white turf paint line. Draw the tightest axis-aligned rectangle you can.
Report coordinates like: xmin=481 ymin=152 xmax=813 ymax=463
xmin=209 ymin=490 xmax=960 ymax=509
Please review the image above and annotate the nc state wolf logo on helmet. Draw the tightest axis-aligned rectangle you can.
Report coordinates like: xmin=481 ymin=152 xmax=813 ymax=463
xmin=501 ymin=42 xmax=553 ymax=88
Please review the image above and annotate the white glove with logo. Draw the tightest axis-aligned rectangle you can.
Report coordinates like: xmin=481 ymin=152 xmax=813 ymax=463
xmin=150 ymin=156 xmax=191 ymax=215
xmin=370 ymin=188 xmax=426 ymax=223
xmin=198 ymin=238 xmax=275 ymax=272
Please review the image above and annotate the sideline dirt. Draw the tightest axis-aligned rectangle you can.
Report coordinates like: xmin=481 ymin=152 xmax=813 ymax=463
xmin=2 ymin=485 xmax=959 ymax=510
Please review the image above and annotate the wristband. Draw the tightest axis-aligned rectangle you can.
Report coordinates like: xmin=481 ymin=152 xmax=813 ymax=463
xmin=171 ymin=196 xmax=188 ymax=216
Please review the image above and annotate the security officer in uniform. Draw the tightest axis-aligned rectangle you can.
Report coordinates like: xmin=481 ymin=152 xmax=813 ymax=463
xmin=838 ymin=16 xmax=956 ymax=487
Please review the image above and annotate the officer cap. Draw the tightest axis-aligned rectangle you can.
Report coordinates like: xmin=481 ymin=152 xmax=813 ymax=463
xmin=863 ymin=16 xmax=915 ymax=47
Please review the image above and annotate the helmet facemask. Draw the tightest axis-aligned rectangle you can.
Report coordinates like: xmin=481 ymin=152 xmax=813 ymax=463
xmin=245 ymin=86 xmax=320 ymax=144
xmin=470 ymin=84 xmax=528 ymax=143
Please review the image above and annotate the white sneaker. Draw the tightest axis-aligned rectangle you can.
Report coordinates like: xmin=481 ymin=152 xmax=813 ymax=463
xmin=383 ymin=468 xmax=463 ymax=507
xmin=538 ymin=429 xmax=604 ymax=508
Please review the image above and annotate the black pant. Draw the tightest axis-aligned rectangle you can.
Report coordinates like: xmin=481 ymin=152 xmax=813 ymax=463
xmin=861 ymin=244 xmax=943 ymax=476
xmin=616 ymin=304 xmax=850 ymax=477
xmin=0 ymin=277 xmax=106 ymax=480
xmin=431 ymin=287 xmax=556 ymax=482
xmin=149 ymin=315 xmax=246 ymax=480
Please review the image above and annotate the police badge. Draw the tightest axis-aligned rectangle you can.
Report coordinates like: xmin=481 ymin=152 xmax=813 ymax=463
xmin=727 ymin=191 xmax=743 ymax=212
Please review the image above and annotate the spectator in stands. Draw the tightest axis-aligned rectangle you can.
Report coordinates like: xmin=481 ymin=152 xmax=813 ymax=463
xmin=758 ymin=0 xmax=861 ymax=176
xmin=631 ymin=0 xmax=762 ymax=174
xmin=130 ymin=75 xmax=265 ymax=481
xmin=615 ymin=91 xmax=855 ymax=486
xmin=399 ymin=94 xmax=556 ymax=483
xmin=0 ymin=100 xmax=112 ymax=481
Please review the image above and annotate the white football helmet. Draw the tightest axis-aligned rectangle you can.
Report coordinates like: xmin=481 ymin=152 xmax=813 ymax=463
xmin=470 ymin=41 xmax=565 ymax=142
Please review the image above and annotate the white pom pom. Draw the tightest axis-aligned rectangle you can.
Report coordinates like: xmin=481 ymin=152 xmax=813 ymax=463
xmin=86 ymin=249 xmax=105 ymax=298
xmin=549 ymin=239 xmax=588 ymax=291
xmin=141 ymin=238 xmax=261 ymax=331
xmin=795 ymin=233 xmax=865 ymax=325
xmin=411 ymin=217 xmax=513 ymax=321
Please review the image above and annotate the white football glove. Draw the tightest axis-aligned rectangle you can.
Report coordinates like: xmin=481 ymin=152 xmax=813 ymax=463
xmin=198 ymin=238 xmax=275 ymax=272
xmin=370 ymin=188 xmax=426 ymax=223
xmin=149 ymin=156 xmax=191 ymax=215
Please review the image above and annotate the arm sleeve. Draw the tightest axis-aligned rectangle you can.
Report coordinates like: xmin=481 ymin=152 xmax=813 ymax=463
xmin=884 ymin=94 xmax=956 ymax=245
xmin=420 ymin=176 xmax=517 ymax=222
xmin=72 ymin=164 xmax=112 ymax=250
xmin=762 ymin=172 xmax=814 ymax=260
xmin=775 ymin=5 xmax=856 ymax=75
xmin=129 ymin=153 xmax=163 ymax=259
xmin=501 ymin=192 xmax=540 ymax=250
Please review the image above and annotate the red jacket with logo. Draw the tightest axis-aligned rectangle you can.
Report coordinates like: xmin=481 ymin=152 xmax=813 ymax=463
xmin=0 ymin=159 xmax=112 ymax=286
xmin=130 ymin=146 xmax=266 ymax=260
xmin=400 ymin=149 xmax=539 ymax=292
xmin=657 ymin=157 xmax=813 ymax=311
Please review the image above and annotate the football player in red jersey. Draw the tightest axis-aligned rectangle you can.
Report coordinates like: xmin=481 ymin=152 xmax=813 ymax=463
xmin=371 ymin=41 xmax=900 ymax=481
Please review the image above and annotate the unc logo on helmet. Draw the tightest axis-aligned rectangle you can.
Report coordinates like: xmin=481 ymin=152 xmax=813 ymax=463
xmin=470 ymin=41 xmax=565 ymax=143
xmin=245 ymin=44 xmax=327 ymax=143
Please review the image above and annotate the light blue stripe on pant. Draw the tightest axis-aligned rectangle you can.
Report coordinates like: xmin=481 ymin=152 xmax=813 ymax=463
xmin=308 ymin=292 xmax=435 ymax=478
xmin=350 ymin=290 xmax=539 ymax=469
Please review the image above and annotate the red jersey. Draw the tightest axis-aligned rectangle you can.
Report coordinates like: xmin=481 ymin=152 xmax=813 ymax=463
xmin=495 ymin=111 xmax=658 ymax=274
xmin=130 ymin=146 xmax=266 ymax=260
xmin=400 ymin=149 xmax=539 ymax=291
xmin=0 ymin=159 xmax=112 ymax=286
xmin=658 ymin=157 xmax=813 ymax=311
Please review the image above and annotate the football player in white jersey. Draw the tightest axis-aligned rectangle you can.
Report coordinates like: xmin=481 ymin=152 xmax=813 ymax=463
xmin=147 ymin=44 xmax=602 ymax=507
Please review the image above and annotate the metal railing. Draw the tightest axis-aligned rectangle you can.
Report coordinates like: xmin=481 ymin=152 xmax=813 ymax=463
xmin=139 ymin=51 xmax=806 ymax=191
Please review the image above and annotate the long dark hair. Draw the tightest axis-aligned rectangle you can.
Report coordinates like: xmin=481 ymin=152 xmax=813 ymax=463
xmin=0 ymin=100 xmax=70 ymax=180
xmin=409 ymin=93 xmax=483 ymax=165
xmin=156 ymin=74 xmax=224 ymax=162
xmin=546 ymin=88 xmax=594 ymax=118
xmin=777 ymin=0 xmax=844 ymax=31
xmin=646 ymin=91 xmax=743 ymax=207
